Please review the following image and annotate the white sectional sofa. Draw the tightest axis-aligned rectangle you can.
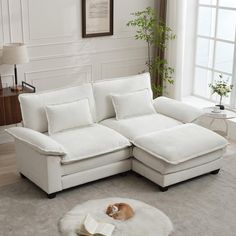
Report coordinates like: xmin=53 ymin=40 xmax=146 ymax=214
xmin=7 ymin=73 xmax=228 ymax=198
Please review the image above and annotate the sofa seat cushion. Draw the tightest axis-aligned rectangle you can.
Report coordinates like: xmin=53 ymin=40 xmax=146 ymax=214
xmin=133 ymin=147 xmax=224 ymax=175
xmin=133 ymin=123 xmax=228 ymax=165
xmin=51 ymin=124 xmax=131 ymax=164
xmin=61 ymin=148 xmax=132 ymax=175
xmin=100 ymin=114 xmax=182 ymax=141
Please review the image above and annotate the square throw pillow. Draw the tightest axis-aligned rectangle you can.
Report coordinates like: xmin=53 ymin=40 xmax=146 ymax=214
xmin=45 ymin=99 xmax=93 ymax=135
xmin=111 ymin=89 xmax=156 ymax=120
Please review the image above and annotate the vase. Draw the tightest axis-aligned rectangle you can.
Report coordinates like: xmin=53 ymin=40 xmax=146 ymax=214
xmin=215 ymin=104 xmax=225 ymax=110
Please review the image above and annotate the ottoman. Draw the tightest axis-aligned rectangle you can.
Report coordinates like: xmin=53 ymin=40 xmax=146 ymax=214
xmin=132 ymin=124 xmax=228 ymax=191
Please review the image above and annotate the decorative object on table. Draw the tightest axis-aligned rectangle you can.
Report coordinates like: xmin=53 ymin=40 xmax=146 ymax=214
xmin=59 ymin=198 xmax=173 ymax=236
xmin=209 ymin=74 xmax=233 ymax=110
xmin=106 ymin=203 xmax=134 ymax=220
xmin=2 ymin=43 xmax=29 ymax=92
xmin=127 ymin=7 xmax=176 ymax=97
xmin=0 ymin=81 xmax=35 ymax=126
xmin=211 ymin=106 xmax=221 ymax=113
xmin=77 ymin=214 xmax=115 ymax=236
xmin=82 ymin=0 xmax=113 ymax=38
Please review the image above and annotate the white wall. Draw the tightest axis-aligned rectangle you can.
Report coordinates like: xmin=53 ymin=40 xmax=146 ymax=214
xmin=0 ymin=0 xmax=154 ymax=91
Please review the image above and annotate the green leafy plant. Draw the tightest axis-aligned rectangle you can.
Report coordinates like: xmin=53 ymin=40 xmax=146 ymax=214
xmin=127 ymin=7 xmax=176 ymax=97
xmin=209 ymin=74 xmax=233 ymax=105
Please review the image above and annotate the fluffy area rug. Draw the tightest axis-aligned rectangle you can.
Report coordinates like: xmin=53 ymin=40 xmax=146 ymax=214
xmin=59 ymin=198 xmax=173 ymax=236
xmin=0 ymin=152 xmax=236 ymax=236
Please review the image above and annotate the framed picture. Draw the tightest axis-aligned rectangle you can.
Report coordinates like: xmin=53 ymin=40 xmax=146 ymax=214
xmin=82 ymin=0 xmax=113 ymax=38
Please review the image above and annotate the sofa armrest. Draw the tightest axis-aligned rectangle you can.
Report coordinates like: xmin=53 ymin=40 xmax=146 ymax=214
xmin=6 ymin=127 xmax=66 ymax=156
xmin=153 ymin=96 xmax=204 ymax=123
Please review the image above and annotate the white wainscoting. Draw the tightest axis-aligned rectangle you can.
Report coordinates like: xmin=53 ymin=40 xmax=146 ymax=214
xmin=0 ymin=0 xmax=154 ymax=143
xmin=0 ymin=0 xmax=154 ymax=90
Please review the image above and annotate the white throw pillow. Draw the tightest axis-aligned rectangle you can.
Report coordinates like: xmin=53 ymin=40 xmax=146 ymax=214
xmin=45 ymin=99 xmax=93 ymax=135
xmin=111 ymin=89 xmax=156 ymax=120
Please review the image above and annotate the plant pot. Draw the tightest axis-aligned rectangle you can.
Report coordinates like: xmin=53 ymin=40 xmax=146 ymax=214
xmin=216 ymin=104 xmax=225 ymax=110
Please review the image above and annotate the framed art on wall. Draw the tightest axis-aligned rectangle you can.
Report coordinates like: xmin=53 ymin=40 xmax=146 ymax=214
xmin=82 ymin=0 xmax=113 ymax=38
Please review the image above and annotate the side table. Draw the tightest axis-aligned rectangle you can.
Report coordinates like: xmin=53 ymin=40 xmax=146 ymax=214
xmin=203 ymin=107 xmax=236 ymax=137
xmin=0 ymin=82 xmax=35 ymax=126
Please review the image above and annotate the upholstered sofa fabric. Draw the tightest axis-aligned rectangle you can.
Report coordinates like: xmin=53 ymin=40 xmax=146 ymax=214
xmin=19 ymin=84 xmax=96 ymax=133
xmin=93 ymin=73 xmax=153 ymax=122
xmin=51 ymin=124 xmax=131 ymax=164
xmin=6 ymin=127 xmax=66 ymax=156
xmin=133 ymin=123 xmax=228 ymax=165
xmin=133 ymin=147 xmax=224 ymax=175
xmin=101 ymin=114 xmax=182 ymax=141
xmin=61 ymin=148 xmax=132 ymax=175
xmin=10 ymin=72 xmax=227 ymax=196
xmin=154 ymin=96 xmax=204 ymax=123
xmin=111 ymin=89 xmax=156 ymax=120
xmin=45 ymin=99 xmax=93 ymax=135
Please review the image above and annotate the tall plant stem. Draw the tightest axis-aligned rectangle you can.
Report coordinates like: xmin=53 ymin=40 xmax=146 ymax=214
xmin=147 ymin=41 xmax=151 ymax=72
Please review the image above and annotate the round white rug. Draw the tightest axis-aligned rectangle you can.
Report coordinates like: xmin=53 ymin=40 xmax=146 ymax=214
xmin=59 ymin=198 xmax=173 ymax=236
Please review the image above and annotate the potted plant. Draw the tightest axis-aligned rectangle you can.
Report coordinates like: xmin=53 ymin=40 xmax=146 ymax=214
xmin=127 ymin=7 xmax=176 ymax=97
xmin=209 ymin=74 xmax=233 ymax=110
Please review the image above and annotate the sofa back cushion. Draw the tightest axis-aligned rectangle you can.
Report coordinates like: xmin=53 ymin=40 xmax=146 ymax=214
xmin=45 ymin=99 xmax=94 ymax=135
xmin=111 ymin=89 xmax=156 ymax=120
xmin=19 ymin=84 xmax=96 ymax=133
xmin=93 ymin=73 xmax=153 ymax=122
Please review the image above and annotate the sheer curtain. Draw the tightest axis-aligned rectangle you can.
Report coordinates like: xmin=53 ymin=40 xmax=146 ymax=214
xmin=165 ymin=0 xmax=197 ymax=100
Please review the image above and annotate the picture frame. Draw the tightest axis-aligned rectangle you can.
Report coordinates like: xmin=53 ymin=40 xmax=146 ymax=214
xmin=82 ymin=0 xmax=113 ymax=38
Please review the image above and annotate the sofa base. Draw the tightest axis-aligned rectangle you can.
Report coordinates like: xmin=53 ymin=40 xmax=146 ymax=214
xmin=62 ymin=159 xmax=132 ymax=190
xmin=132 ymin=158 xmax=223 ymax=189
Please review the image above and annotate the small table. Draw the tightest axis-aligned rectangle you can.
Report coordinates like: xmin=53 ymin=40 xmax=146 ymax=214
xmin=0 ymin=82 xmax=35 ymax=126
xmin=203 ymin=107 xmax=236 ymax=137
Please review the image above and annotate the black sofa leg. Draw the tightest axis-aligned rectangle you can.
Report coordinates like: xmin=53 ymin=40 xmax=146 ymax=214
xmin=211 ymin=169 xmax=220 ymax=175
xmin=20 ymin=173 xmax=26 ymax=179
xmin=47 ymin=193 xmax=57 ymax=199
xmin=159 ymin=186 xmax=169 ymax=192
xmin=120 ymin=172 xmax=128 ymax=177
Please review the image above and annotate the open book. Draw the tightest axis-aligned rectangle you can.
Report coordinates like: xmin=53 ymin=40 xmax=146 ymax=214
xmin=76 ymin=214 xmax=115 ymax=236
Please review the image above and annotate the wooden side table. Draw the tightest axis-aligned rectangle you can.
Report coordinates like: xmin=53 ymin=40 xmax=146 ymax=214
xmin=0 ymin=82 xmax=35 ymax=126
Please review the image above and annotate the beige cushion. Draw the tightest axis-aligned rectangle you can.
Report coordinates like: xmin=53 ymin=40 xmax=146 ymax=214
xmin=61 ymin=148 xmax=132 ymax=175
xmin=111 ymin=89 xmax=155 ymax=120
xmin=133 ymin=124 xmax=228 ymax=164
xmin=100 ymin=114 xmax=182 ymax=141
xmin=133 ymin=147 xmax=225 ymax=175
xmin=45 ymin=99 xmax=93 ymax=135
xmin=19 ymin=84 xmax=96 ymax=133
xmin=153 ymin=96 xmax=204 ymax=123
xmin=93 ymin=73 xmax=152 ymax=122
xmin=51 ymin=124 xmax=131 ymax=164
xmin=6 ymin=127 xmax=66 ymax=156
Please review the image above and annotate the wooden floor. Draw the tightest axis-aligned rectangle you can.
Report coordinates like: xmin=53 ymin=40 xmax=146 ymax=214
xmin=0 ymin=142 xmax=21 ymax=187
xmin=0 ymin=140 xmax=236 ymax=188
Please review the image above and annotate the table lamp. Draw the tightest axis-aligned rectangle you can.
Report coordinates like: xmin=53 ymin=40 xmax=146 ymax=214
xmin=2 ymin=43 xmax=29 ymax=91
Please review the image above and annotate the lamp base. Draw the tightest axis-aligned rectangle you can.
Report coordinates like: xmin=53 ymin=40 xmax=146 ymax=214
xmin=10 ymin=85 xmax=23 ymax=92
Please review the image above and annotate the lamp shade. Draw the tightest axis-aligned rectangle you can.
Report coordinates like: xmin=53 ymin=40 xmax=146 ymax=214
xmin=2 ymin=43 xmax=29 ymax=65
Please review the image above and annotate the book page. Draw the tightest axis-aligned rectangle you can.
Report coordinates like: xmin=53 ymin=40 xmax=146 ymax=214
xmin=83 ymin=214 xmax=98 ymax=234
xmin=95 ymin=223 xmax=115 ymax=236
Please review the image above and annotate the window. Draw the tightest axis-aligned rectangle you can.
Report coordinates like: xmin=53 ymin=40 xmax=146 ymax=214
xmin=193 ymin=0 xmax=236 ymax=108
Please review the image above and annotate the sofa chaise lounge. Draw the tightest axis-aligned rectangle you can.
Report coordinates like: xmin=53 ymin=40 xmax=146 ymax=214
xmin=7 ymin=73 xmax=228 ymax=198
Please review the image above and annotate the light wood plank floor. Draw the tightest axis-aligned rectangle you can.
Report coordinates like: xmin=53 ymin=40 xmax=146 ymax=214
xmin=0 ymin=143 xmax=21 ymax=187
xmin=0 ymin=140 xmax=236 ymax=188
